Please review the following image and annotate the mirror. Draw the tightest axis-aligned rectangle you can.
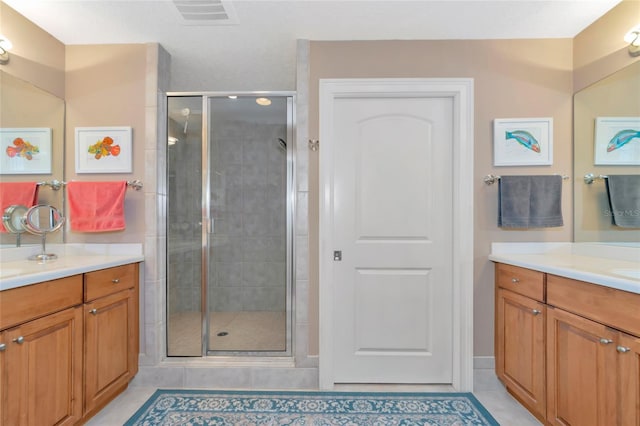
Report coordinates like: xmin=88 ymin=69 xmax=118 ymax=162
xmin=573 ymin=61 xmax=640 ymax=243
xmin=2 ymin=204 xmax=28 ymax=246
xmin=22 ymin=204 xmax=64 ymax=261
xmin=0 ymin=71 xmax=65 ymax=247
xmin=23 ymin=204 xmax=65 ymax=235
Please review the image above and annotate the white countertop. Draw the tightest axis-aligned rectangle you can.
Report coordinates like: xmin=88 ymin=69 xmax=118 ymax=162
xmin=0 ymin=244 xmax=144 ymax=291
xmin=489 ymin=242 xmax=640 ymax=294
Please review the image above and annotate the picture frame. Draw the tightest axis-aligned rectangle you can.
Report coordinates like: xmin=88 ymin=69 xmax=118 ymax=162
xmin=0 ymin=128 xmax=53 ymax=174
xmin=75 ymin=127 xmax=132 ymax=173
xmin=594 ymin=117 xmax=640 ymax=165
xmin=493 ymin=118 xmax=553 ymax=166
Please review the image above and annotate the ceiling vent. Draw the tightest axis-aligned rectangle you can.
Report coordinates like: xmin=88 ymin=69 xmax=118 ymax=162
xmin=172 ymin=0 xmax=238 ymax=25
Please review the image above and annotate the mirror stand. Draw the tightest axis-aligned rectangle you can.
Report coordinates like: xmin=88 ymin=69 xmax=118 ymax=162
xmin=29 ymin=234 xmax=57 ymax=261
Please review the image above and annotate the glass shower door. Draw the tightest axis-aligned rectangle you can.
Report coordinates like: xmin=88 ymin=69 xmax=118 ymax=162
xmin=206 ymin=95 xmax=292 ymax=355
xmin=166 ymin=96 xmax=204 ymax=357
xmin=167 ymin=93 xmax=293 ymax=357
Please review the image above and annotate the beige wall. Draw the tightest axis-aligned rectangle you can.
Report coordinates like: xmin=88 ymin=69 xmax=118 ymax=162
xmin=1 ymin=3 xmax=148 ymax=245
xmin=308 ymin=39 xmax=575 ymax=356
xmin=0 ymin=2 xmax=65 ymax=98
xmin=64 ymin=44 xmax=148 ymax=244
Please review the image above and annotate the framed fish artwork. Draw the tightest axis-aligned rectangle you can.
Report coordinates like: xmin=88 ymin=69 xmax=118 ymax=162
xmin=594 ymin=117 xmax=640 ymax=165
xmin=0 ymin=128 xmax=53 ymax=174
xmin=493 ymin=118 xmax=553 ymax=166
xmin=75 ymin=126 xmax=133 ymax=173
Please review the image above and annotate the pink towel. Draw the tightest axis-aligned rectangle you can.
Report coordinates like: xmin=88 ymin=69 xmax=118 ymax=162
xmin=0 ymin=182 xmax=39 ymax=232
xmin=67 ymin=181 xmax=127 ymax=232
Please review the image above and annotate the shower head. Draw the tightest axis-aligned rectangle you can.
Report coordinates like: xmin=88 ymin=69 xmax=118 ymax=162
xmin=278 ymin=138 xmax=287 ymax=150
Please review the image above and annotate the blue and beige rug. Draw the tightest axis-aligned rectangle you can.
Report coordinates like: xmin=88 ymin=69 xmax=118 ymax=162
xmin=124 ymin=389 xmax=499 ymax=425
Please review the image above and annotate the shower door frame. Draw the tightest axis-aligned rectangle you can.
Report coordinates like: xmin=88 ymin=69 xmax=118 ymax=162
xmin=166 ymin=91 xmax=296 ymax=358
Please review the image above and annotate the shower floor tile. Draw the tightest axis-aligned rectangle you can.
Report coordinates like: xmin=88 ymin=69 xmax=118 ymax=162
xmin=168 ymin=311 xmax=286 ymax=356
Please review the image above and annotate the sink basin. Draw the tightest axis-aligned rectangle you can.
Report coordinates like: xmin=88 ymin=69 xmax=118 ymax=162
xmin=610 ymin=268 xmax=640 ymax=280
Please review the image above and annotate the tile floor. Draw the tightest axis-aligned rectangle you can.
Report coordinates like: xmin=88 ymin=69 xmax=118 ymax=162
xmin=85 ymin=369 xmax=541 ymax=425
xmin=168 ymin=311 xmax=286 ymax=355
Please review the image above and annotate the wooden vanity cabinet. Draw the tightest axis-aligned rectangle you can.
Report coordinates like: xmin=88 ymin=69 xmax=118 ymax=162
xmin=0 ymin=276 xmax=84 ymax=426
xmin=0 ymin=262 xmax=140 ymax=426
xmin=495 ymin=264 xmax=546 ymax=422
xmin=83 ymin=263 xmax=139 ymax=419
xmin=546 ymin=274 xmax=640 ymax=426
xmin=495 ymin=262 xmax=640 ymax=425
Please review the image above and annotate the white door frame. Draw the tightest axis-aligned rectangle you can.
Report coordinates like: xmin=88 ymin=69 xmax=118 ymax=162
xmin=318 ymin=78 xmax=474 ymax=391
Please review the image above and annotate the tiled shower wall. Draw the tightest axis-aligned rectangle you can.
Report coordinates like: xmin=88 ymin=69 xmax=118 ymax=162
xmin=166 ymin=115 xmax=287 ymax=314
xmin=209 ymin=119 xmax=287 ymax=312
xmin=167 ymin=116 xmax=202 ymax=314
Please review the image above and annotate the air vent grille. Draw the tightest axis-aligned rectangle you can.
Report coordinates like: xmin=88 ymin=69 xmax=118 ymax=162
xmin=173 ymin=0 xmax=237 ymax=24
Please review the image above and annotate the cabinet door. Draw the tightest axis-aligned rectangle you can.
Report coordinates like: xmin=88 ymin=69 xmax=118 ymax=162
xmin=0 ymin=331 xmax=8 ymax=426
xmin=1 ymin=307 xmax=82 ymax=426
xmin=618 ymin=332 xmax=640 ymax=426
xmin=547 ymin=307 xmax=617 ymax=426
xmin=496 ymin=288 xmax=546 ymax=419
xmin=84 ymin=288 xmax=135 ymax=416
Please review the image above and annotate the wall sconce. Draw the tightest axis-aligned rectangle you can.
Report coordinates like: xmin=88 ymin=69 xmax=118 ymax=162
xmin=624 ymin=24 xmax=640 ymax=57
xmin=0 ymin=35 xmax=13 ymax=65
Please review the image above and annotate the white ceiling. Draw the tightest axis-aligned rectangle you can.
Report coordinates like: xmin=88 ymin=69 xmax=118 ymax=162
xmin=4 ymin=0 xmax=622 ymax=91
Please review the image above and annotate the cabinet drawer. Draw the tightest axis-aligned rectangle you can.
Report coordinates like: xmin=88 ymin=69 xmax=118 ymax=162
xmin=84 ymin=263 xmax=138 ymax=302
xmin=496 ymin=263 xmax=545 ymax=302
xmin=0 ymin=275 xmax=83 ymax=330
xmin=547 ymin=274 xmax=640 ymax=337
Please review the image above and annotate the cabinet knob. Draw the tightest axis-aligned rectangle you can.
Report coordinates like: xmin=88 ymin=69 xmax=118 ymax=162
xmin=0 ymin=343 xmax=5 ymax=352
xmin=532 ymin=309 xmax=541 ymax=315
xmin=617 ymin=346 xmax=631 ymax=353
xmin=112 ymin=278 xmax=120 ymax=284
xmin=511 ymin=278 xmax=520 ymax=283
xmin=599 ymin=338 xmax=613 ymax=345
xmin=89 ymin=308 xmax=98 ymax=315
xmin=12 ymin=336 xmax=24 ymax=344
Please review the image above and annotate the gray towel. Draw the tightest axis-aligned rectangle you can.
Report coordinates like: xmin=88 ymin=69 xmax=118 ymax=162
xmin=605 ymin=175 xmax=640 ymax=228
xmin=498 ymin=175 xmax=563 ymax=228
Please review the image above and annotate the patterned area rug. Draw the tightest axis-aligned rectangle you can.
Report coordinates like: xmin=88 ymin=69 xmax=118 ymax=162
xmin=124 ymin=389 xmax=499 ymax=425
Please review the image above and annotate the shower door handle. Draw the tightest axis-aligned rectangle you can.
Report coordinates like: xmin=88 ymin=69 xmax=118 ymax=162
xmin=333 ymin=250 xmax=342 ymax=261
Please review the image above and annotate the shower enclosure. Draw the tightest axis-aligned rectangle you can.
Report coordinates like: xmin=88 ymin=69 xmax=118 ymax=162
xmin=166 ymin=93 xmax=294 ymax=357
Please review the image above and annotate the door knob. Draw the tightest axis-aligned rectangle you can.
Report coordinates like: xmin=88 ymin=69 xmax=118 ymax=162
xmin=0 ymin=343 xmax=6 ymax=352
xmin=532 ymin=309 xmax=541 ymax=315
xmin=617 ymin=346 xmax=631 ymax=353
xmin=511 ymin=278 xmax=520 ymax=283
xmin=12 ymin=336 xmax=24 ymax=344
xmin=599 ymin=338 xmax=613 ymax=345
xmin=89 ymin=308 xmax=98 ymax=315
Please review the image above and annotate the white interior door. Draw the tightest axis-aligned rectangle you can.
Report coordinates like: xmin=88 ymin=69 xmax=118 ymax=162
xmin=319 ymin=78 xmax=474 ymax=389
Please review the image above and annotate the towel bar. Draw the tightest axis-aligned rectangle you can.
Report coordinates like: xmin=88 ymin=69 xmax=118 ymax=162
xmin=37 ymin=179 xmax=143 ymax=191
xmin=37 ymin=179 xmax=65 ymax=191
xmin=583 ymin=173 xmax=608 ymax=184
xmin=483 ymin=174 xmax=569 ymax=185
